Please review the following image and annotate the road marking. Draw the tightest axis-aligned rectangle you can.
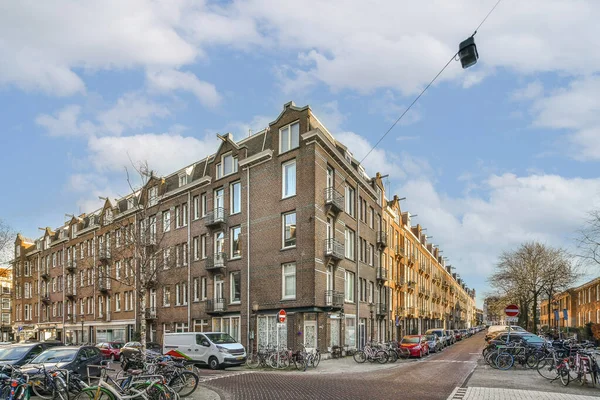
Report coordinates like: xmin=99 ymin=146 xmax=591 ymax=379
xmin=199 ymin=371 xmax=254 ymax=382
xmin=447 ymin=387 xmax=467 ymax=400
xmin=422 ymin=360 xmax=477 ymax=363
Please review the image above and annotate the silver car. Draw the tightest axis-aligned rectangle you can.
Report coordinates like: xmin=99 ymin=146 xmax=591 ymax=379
xmin=425 ymin=334 xmax=444 ymax=353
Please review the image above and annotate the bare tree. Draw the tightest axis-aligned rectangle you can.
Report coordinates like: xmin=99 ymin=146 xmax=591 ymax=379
xmin=0 ymin=218 xmax=15 ymax=275
xmin=489 ymin=242 xmax=576 ymax=334
xmin=577 ymin=209 xmax=600 ymax=268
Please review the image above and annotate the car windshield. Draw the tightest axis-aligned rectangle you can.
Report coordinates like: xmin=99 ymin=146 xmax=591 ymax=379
xmin=427 ymin=330 xmax=442 ymax=337
xmin=0 ymin=347 xmax=30 ymax=361
xmin=401 ymin=337 xmax=420 ymax=344
xmin=125 ymin=342 xmax=141 ymax=348
xmin=425 ymin=335 xmax=436 ymax=341
xmin=31 ymin=349 xmax=77 ymax=363
xmin=522 ymin=335 xmax=544 ymax=343
xmin=110 ymin=343 xmax=124 ymax=349
xmin=205 ymin=333 xmax=237 ymax=344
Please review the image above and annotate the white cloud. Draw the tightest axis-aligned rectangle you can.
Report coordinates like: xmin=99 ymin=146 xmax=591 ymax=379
xmin=35 ymin=105 xmax=86 ymax=137
xmin=511 ymin=80 xmax=544 ymax=101
xmin=146 ymin=69 xmax=222 ymax=108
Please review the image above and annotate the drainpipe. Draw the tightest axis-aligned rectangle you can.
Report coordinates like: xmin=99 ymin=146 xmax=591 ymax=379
xmin=187 ymin=191 xmax=192 ymax=331
xmin=246 ymin=166 xmax=251 ymax=351
xmin=356 ymin=185 xmax=360 ymax=348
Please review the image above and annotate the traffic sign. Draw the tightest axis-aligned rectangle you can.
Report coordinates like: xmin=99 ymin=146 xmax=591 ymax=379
xmin=278 ymin=309 xmax=287 ymax=323
xmin=504 ymin=304 xmax=519 ymax=317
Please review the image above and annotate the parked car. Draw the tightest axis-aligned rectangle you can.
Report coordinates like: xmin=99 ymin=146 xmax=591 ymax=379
xmin=21 ymin=346 xmax=103 ymax=378
xmin=453 ymin=330 xmax=462 ymax=341
xmin=97 ymin=342 xmax=124 ymax=361
xmin=119 ymin=341 xmax=162 ymax=363
xmin=424 ymin=329 xmax=447 ymax=348
xmin=163 ymin=332 xmax=246 ymax=370
xmin=460 ymin=329 xmax=469 ymax=338
xmin=425 ymin=334 xmax=443 ymax=353
xmin=490 ymin=332 xmax=546 ymax=349
xmin=485 ymin=325 xmax=526 ymax=341
xmin=445 ymin=330 xmax=456 ymax=345
xmin=0 ymin=343 xmax=49 ymax=367
xmin=399 ymin=335 xmax=429 ymax=358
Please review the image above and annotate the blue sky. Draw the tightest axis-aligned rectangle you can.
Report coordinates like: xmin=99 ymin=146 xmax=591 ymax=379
xmin=2 ymin=0 xmax=600 ymax=307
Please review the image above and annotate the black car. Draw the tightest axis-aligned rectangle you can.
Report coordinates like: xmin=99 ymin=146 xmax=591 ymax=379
xmin=490 ymin=332 xmax=547 ymax=349
xmin=21 ymin=346 xmax=103 ymax=378
xmin=0 ymin=343 xmax=50 ymax=367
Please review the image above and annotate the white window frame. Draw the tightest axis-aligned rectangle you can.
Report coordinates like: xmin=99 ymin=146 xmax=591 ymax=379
xmin=279 ymin=121 xmax=300 ymax=153
xmin=282 ymin=211 xmax=297 ymax=249
xmin=163 ymin=211 xmax=171 ymax=232
xmin=230 ymin=181 xmax=241 ymax=215
xmin=345 ymin=228 xmax=355 ymax=260
xmin=345 ymin=271 xmax=355 ymax=303
xmin=230 ymin=226 xmax=242 ymax=259
xmin=282 ymin=263 xmax=296 ymax=300
xmin=193 ymin=278 xmax=199 ymax=302
xmin=201 ymin=277 xmax=208 ymax=300
xmin=230 ymin=271 xmax=241 ymax=304
xmin=282 ymin=159 xmax=297 ymax=198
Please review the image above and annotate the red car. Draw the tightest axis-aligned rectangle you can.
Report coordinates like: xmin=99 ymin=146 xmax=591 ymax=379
xmin=97 ymin=342 xmax=124 ymax=361
xmin=399 ymin=335 xmax=430 ymax=358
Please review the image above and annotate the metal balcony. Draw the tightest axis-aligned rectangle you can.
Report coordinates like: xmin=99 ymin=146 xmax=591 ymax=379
xmin=98 ymin=248 xmax=111 ymax=262
xmin=66 ymin=286 xmax=77 ymax=299
xmin=407 ymin=281 xmax=416 ymax=290
xmin=142 ymin=236 xmax=157 ymax=248
xmin=205 ymin=207 xmax=227 ymax=228
xmin=41 ymin=295 xmax=51 ymax=304
xmin=324 ymin=290 xmax=344 ymax=309
xmin=145 ymin=307 xmax=157 ymax=320
xmin=206 ymin=298 xmax=227 ymax=314
xmin=66 ymin=260 xmax=77 ymax=273
xmin=395 ymin=278 xmax=405 ymax=290
xmin=376 ymin=231 xmax=388 ymax=248
xmin=41 ymin=271 xmax=50 ymax=280
xmin=395 ymin=245 xmax=405 ymax=260
xmin=406 ymin=307 xmax=415 ymax=316
xmin=98 ymin=279 xmax=111 ymax=292
xmin=376 ymin=267 xmax=388 ymax=283
xmin=206 ymin=252 xmax=227 ymax=271
xmin=324 ymin=187 xmax=344 ymax=214
xmin=376 ymin=302 xmax=388 ymax=317
xmin=324 ymin=238 xmax=344 ymax=261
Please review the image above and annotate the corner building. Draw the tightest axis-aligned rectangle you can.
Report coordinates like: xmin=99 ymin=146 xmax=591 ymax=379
xmin=11 ymin=101 xmax=475 ymax=353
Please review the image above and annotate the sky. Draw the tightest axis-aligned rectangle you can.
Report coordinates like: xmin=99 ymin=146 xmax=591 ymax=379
xmin=2 ymin=0 xmax=600 ymax=308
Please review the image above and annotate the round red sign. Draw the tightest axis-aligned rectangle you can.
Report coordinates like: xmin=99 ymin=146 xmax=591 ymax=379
xmin=278 ymin=309 xmax=287 ymax=323
xmin=505 ymin=304 xmax=519 ymax=317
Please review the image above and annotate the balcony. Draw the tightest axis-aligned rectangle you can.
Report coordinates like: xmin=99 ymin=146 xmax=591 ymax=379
xmin=376 ymin=267 xmax=388 ymax=283
xmin=142 ymin=236 xmax=157 ymax=248
xmin=41 ymin=295 xmax=51 ymax=304
xmin=324 ymin=187 xmax=344 ymax=214
xmin=206 ymin=298 xmax=227 ymax=314
xmin=395 ymin=245 xmax=405 ymax=260
xmin=41 ymin=271 xmax=50 ymax=280
xmin=206 ymin=253 xmax=227 ymax=271
xmin=423 ymin=289 xmax=430 ymax=299
xmin=67 ymin=314 xmax=77 ymax=323
xmin=376 ymin=231 xmax=388 ymax=248
xmin=395 ymin=278 xmax=405 ymax=290
xmin=408 ymin=255 xmax=416 ymax=266
xmin=98 ymin=248 xmax=111 ymax=262
xmin=424 ymin=267 xmax=431 ymax=277
xmin=375 ymin=302 xmax=388 ymax=317
xmin=205 ymin=207 xmax=227 ymax=228
xmin=418 ymin=265 xmax=425 ymax=274
xmin=407 ymin=281 xmax=416 ymax=291
xmin=395 ymin=306 xmax=405 ymax=316
xmin=66 ymin=260 xmax=77 ymax=273
xmin=66 ymin=286 xmax=77 ymax=299
xmin=406 ymin=307 xmax=415 ymax=316
xmin=419 ymin=309 xmax=428 ymax=318
xmin=324 ymin=238 xmax=344 ymax=261
xmin=145 ymin=307 xmax=157 ymax=320
xmin=98 ymin=279 xmax=111 ymax=293
xmin=324 ymin=290 xmax=344 ymax=309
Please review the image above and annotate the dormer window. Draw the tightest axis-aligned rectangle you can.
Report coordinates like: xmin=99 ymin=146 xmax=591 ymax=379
xmin=344 ymin=151 xmax=352 ymax=163
xmin=71 ymin=224 xmax=78 ymax=239
xmin=15 ymin=245 xmax=20 ymax=257
xmin=45 ymin=236 xmax=50 ymax=250
xmin=216 ymin=153 xmax=238 ymax=179
xmin=127 ymin=197 xmax=134 ymax=210
xmin=279 ymin=121 xmax=300 ymax=153
xmin=178 ymin=173 xmax=189 ymax=187
xmin=104 ymin=209 xmax=113 ymax=225
xmin=149 ymin=186 xmax=158 ymax=207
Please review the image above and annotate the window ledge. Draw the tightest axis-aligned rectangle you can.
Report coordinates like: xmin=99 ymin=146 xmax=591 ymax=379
xmin=229 ymin=256 xmax=242 ymax=261
xmin=230 ymin=301 xmax=241 ymax=305
xmin=281 ymin=246 xmax=296 ymax=252
xmin=281 ymin=195 xmax=296 ymax=201
xmin=281 ymin=297 xmax=296 ymax=301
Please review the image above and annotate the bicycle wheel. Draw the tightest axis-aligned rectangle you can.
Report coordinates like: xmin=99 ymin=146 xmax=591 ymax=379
xmin=559 ymin=364 xmax=571 ymax=386
xmin=387 ymin=350 xmax=398 ymax=363
xmin=525 ymin=353 xmax=541 ymax=369
xmin=376 ymin=351 xmax=389 ymax=364
xmin=54 ymin=378 xmax=70 ymax=400
xmin=311 ymin=352 xmax=321 ymax=368
xmin=353 ymin=351 xmax=366 ymax=363
xmin=71 ymin=387 xmax=115 ymax=400
xmin=30 ymin=378 xmax=54 ymax=400
xmin=246 ymin=353 xmax=261 ymax=369
xmin=293 ymin=354 xmax=306 ymax=371
xmin=495 ymin=353 xmax=514 ymax=370
xmin=537 ymin=358 xmax=559 ymax=380
xmin=169 ymin=371 xmax=199 ymax=398
xmin=485 ymin=350 xmax=499 ymax=368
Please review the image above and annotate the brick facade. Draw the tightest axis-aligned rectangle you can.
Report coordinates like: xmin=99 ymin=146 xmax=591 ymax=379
xmin=540 ymin=277 xmax=600 ymax=330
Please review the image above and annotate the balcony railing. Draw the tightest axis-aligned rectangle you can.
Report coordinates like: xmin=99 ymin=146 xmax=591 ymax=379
xmin=395 ymin=245 xmax=405 ymax=260
xmin=206 ymin=298 xmax=227 ymax=314
xmin=145 ymin=307 xmax=157 ymax=319
xmin=98 ymin=248 xmax=111 ymax=262
xmin=395 ymin=277 xmax=405 ymax=290
xmin=206 ymin=253 xmax=227 ymax=271
xmin=41 ymin=295 xmax=51 ymax=304
xmin=324 ymin=238 xmax=344 ymax=260
xmin=66 ymin=260 xmax=77 ymax=273
xmin=376 ymin=267 xmax=388 ymax=282
xmin=206 ymin=207 xmax=227 ymax=227
xmin=41 ymin=271 xmax=50 ymax=280
xmin=407 ymin=281 xmax=416 ymax=290
xmin=324 ymin=290 xmax=344 ymax=308
xmin=376 ymin=302 xmax=388 ymax=316
xmin=406 ymin=307 xmax=415 ymax=316
xmin=324 ymin=187 xmax=344 ymax=213
xmin=66 ymin=286 xmax=77 ymax=298
xmin=376 ymin=231 xmax=388 ymax=248
xmin=98 ymin=278 xmax=111 ymax=292
xmin=142 ymin=236 xmax=157 ymax=247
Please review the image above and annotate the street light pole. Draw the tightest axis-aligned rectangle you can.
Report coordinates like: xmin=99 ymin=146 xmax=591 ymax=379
xmin=80 ymin=314 xmax=85 ymax=344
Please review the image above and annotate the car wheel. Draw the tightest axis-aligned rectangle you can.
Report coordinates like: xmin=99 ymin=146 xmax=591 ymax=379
xmin=419 ymin=350 xmax=423 ymax=358
xmin=110 ymin=354 xmax=116 ymax=362
xmin=208 ymin=356 xmax=220 ymax=370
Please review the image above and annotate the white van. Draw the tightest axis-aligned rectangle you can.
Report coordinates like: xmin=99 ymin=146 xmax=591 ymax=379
xmin=163 ymin=332 xmax=246 ymax=370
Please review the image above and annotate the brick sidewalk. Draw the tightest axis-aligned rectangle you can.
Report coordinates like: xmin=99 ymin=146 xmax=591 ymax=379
xmin=448 ymin=387 xmax=600 ymax=400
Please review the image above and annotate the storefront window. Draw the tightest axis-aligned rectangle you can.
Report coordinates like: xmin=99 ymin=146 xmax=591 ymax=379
xmin=345 ymin=315 xmax=356 ymax=348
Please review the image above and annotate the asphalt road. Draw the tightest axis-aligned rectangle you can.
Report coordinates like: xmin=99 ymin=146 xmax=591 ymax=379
xmin=196 ymin=333 xmax=485 ymax=400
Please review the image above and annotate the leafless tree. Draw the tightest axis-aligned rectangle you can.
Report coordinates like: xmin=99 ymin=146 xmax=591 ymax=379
xmin=0 ymin=218 xmax=14 ymax=276
xmin=577 ymin=209 xmax=600 ymax=269
xmin=489 ymin=242 xmax=576 ymax=333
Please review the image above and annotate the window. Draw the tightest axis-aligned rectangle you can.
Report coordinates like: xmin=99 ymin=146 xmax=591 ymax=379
xmin=193 ymin=196 xmax=199 ymax=220
xmin=369 ymin=244 xmax=374 ymax=266
xmin=116 ymin=229 xmax=122 ymax=247
xmin=115 ymin=293 xmax=121 ymax=311
xmin=279 ymin=121 xmax=300 ymax=153
xmin=175 ymin=323 xmax=189 ymax=333
xmin=164 ymin=287 xmax=171 ymax=306
xmin=175 ymin=206 xmax=180 ymax=229
xmin=230 ymin=181 xmax=241 ymax=214
xmin=230 ymin=272 xmax=241 ymax=303
xmin=345 ymin=228 xmax=355 ymax=260
xmin=163 ymin=211 xmax=171 ymax=232
xmin=193 ymin=278 xmax=199 ymax=302
xmin=282 ymin=212 xmax=297 ymax=248
xmin=176 ymin=284 xmax=181 ymax=305
xmin=163 ymin=248 xmax=171 ymax=269
xmin=345 ymin=271 xmax=355 ymax=302
xmin=201 ymin=235 xmax=207 ymax=259
xmin=193 ymin=236 xmax=199 ymax=260
xmin=217 ymin=153 xmax=238 ymax=179
xmin=230 ymin=226 xmax=242 ymax=258
xmin=201 ymin=277 xmax=207 ymax=300
xmin=178 ymin=172 xmax=189 ymax=187
xmin=345 ymin=186 xmax=355 ymax=217
xmin=282 ymin=160 xmax=296 ymax=198
xmin=149 ymin=186 xmax=158 ymax=206
xmin=182 ymin=203 xmax=188 ymax=226
xmin=200 ymin=193 xmax=207 ymax=217
xmin=282 ymin=263 xmax=296 ymax=300
xmin=368 ymin=281 xmax=374 ymax=304
xmin=369 ymin=207 xmax=374 ymax=229
xmin=182 ymin=243 xmax=188 ymax=265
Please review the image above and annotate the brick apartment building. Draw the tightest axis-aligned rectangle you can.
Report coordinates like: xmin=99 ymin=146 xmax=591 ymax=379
xmin=11 ymin=101 xmax=475 ymax=352
xmin=540 ymin=277 xmax=600 ymax=330
xmin=0 ymin=269 xmax=11 ymax=341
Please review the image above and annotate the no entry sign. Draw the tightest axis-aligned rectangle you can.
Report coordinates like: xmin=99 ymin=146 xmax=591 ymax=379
xmin=278 ymin=309 xmax=287 ymax=323
xmin=505 ymin=304 xmax=519 ymax=317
